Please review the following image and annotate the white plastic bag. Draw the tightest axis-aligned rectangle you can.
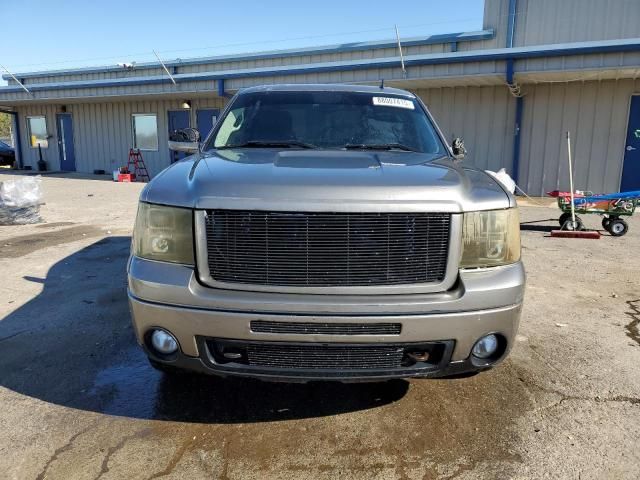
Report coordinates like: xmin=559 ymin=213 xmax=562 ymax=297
xmin=485 ymin=168 xmax=516 ymax=194
xmin=0 ymin=176 xmax=43 ymax=224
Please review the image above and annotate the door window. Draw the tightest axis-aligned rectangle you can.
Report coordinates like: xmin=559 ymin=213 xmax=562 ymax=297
xmin=27 ymin=116 xmax=48 ymax=148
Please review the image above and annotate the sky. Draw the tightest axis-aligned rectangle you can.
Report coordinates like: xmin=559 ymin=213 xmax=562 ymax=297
xmin=0 ymin=0 xmax=485 ymax=85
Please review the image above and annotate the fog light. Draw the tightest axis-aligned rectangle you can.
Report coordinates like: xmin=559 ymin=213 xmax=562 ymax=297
xmin=472 ymin=334 xmax=499 ymax=359
xmin=150 ymin=329 xmax=178 ymax=355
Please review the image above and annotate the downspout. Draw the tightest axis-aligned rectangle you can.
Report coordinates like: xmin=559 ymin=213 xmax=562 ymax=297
xmin=217 ymin=79 xmax=232 ymax=98
xmin=512 ymin=95 xmax=523 ymax=185
xmin=506 ymin=0 xmax=523 ymax=185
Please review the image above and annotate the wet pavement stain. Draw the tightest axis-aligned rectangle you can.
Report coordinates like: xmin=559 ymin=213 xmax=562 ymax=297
xmin=85 ymin=349 xmax=530 ymax=478
xmin=0 ymin=225 xmax=104 ymax=257
xmin=35 ymin=421 xmax=99 ymax=480
xmin=0 ymin=236 xmax=535 ymax=478
xmin=88 ymin=345 xmax=410 ymax=423
xmin=625 ymin=299 xmax=640 ymax=346
xmin=89 ymin=347 xmax=163 ymax=418
xmin=139 ymin=368 xmax=528 ymax=478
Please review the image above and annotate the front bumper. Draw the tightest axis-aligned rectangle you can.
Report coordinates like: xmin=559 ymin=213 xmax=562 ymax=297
xmin=127 ymin=257 xmax=524 ymax=381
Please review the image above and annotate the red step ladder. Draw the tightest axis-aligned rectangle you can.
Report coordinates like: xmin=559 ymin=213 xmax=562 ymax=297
xmin=127 ymin=148 xmax=150 ymax=182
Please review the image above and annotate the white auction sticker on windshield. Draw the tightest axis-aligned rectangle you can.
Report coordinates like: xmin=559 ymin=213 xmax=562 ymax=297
xmin=372 ymin=97 xmax=415 ymax=110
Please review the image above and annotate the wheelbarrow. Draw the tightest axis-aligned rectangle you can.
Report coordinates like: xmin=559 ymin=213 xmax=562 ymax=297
xmin=548 ymin=190 xmax=640 ymax=236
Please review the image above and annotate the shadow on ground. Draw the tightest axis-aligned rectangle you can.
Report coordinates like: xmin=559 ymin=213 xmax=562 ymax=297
xmin=0 ymin=236 xmax=408 ymax=423
xmin=520 ymin=219 xmax=557 ymax=233
xmin=0 ymin=170 xmax=114 ymax=182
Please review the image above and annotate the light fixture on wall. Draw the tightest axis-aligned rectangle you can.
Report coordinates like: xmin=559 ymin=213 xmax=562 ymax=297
xmin=181 ymin=100 xmax=191 ymax=109
xmin=60 ymin=105 xmax=67 ymax=113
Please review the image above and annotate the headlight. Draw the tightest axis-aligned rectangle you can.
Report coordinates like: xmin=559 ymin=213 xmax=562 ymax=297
xmin=132 ymin=202 xmax=194 ymax=264
xmin=460 ymin=208 xmax=520 ymax=268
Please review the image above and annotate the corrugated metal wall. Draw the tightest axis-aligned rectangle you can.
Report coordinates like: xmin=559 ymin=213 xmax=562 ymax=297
xmin=416 ymin=86 xmax=517 ymax=172
xmin=514 ymin=0 xmax=640 ymax=47
xmin=16 ymin=97 xmax=227 ymax=176
xmin=482 ymin=0 xmax=640 ymax=49
xmin=519 ymin=78 xmax=639 ymax=195
xmin=14 ymin=79 xmax=637 ymax=195
xmin=481 ymin=0 xmax=511 ymax=49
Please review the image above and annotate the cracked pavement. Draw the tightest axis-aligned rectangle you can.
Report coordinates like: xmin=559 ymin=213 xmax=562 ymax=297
xmin=0 ymin=173 xmax=639 ymax=479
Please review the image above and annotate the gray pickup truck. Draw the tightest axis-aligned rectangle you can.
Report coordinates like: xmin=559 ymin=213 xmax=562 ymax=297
xmin=127 ymin=84 xmax=524 ymax=382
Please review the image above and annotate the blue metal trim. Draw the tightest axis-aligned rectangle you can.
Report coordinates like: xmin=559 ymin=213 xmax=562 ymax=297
xmin=2 ymin=38 xmax=640 ymax=95
xmin=506 ymin=0 xmax=520 ymax=184
xmin=217 ymin=78 xmax=231 ymax=97
xmin=512 ymin=96 xmax=523 ymax=184
xmin=506 ymin=58 xmax=515 ymax=84
xmin=507 ymin=0 xmax=517 ymax=48
xmin=2 ymin=30 xmax=495 ymax=81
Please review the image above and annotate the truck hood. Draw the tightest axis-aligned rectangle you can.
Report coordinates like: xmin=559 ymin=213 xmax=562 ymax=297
xmin=141 ymin=149 xmax=514 ymax=212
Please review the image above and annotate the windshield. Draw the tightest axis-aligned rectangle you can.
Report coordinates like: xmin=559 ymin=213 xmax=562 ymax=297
xmin=206 ymin=90 xmax=446 ymax=154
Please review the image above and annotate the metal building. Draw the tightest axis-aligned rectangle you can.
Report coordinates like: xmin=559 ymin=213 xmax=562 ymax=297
xmin=1 ymin=0 xmax=639 ymax=195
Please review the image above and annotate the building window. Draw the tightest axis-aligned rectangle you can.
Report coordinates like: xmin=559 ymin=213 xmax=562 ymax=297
xmin=27 ymin=116 xmax=48 ymax=148
xmin=132 ymin=114 xmax=158 ymax=151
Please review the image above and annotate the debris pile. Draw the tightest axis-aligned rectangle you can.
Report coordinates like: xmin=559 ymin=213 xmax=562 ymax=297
xmin=0 ymin=176 xmax=43 ymax=225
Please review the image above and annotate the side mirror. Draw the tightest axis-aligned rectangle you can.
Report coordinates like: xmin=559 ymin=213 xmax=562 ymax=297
xmin=452 ymin=137 xmax=467 ymax=160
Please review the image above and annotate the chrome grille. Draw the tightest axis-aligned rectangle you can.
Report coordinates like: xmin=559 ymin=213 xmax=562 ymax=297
xmin=250 ymin=320 xmax=402 ymax=335
xmin=204 ymin=210 xmax=450 ymax=287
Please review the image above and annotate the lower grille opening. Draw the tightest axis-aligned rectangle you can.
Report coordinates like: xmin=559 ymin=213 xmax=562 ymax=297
xmin=205 ymin=339 xmax=449 ymax=372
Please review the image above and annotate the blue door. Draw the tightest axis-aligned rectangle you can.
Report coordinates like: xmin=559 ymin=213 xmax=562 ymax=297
xmin=621 ymin=96 xmax=640 ymax=191
xmin=168 ymin=110 xmax=191 ymax=161
xmin=56 ymin=113 xmax=76 ymax=171
xmin=196 ymin=109 xmax=220 ymax=143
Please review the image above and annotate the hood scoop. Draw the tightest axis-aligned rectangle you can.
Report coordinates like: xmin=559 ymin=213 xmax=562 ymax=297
xmin=274 ymin=151 xmax=381 ymax=169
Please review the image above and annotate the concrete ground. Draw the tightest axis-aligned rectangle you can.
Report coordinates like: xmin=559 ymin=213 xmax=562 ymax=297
xmin=0 ymin=172 xmax=638 ymax=480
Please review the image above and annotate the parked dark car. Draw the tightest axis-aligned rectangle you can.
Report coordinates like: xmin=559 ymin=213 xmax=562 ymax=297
xmin=0 ymin=140 xmax=15 ymax=167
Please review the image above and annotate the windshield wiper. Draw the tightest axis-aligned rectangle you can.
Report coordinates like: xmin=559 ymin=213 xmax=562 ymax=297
xmin=218 ymin=140 xmax=316 ymax=149
xmin=344 ymin=143 xmax=417 ymax=152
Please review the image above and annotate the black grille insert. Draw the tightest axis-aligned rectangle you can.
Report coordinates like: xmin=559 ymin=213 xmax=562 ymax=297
xmin=247 ymin=343 xmax=403 ymax=370
xmin=204 ymin=210 xmax=451 ymax=287
xmin=250 ymin=320 xmax=402 ymax=335
xmin=205 ymin=338 xmax=451 ymax=373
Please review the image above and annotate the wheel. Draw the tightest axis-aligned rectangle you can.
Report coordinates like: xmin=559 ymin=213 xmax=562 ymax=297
xmin=606 ymin=218 xmax=628 ymax=237
xmin=562 ymin=216 xmax=583 ymax=231
xmin=601 ymin=217 xmax=611 ymax=230
xmin=559 ymin=213 xmax=572 ymax=227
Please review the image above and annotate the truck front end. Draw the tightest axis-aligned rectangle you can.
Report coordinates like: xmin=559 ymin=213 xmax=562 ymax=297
xmin=127 ymin=85 xmax=525 ymax=381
